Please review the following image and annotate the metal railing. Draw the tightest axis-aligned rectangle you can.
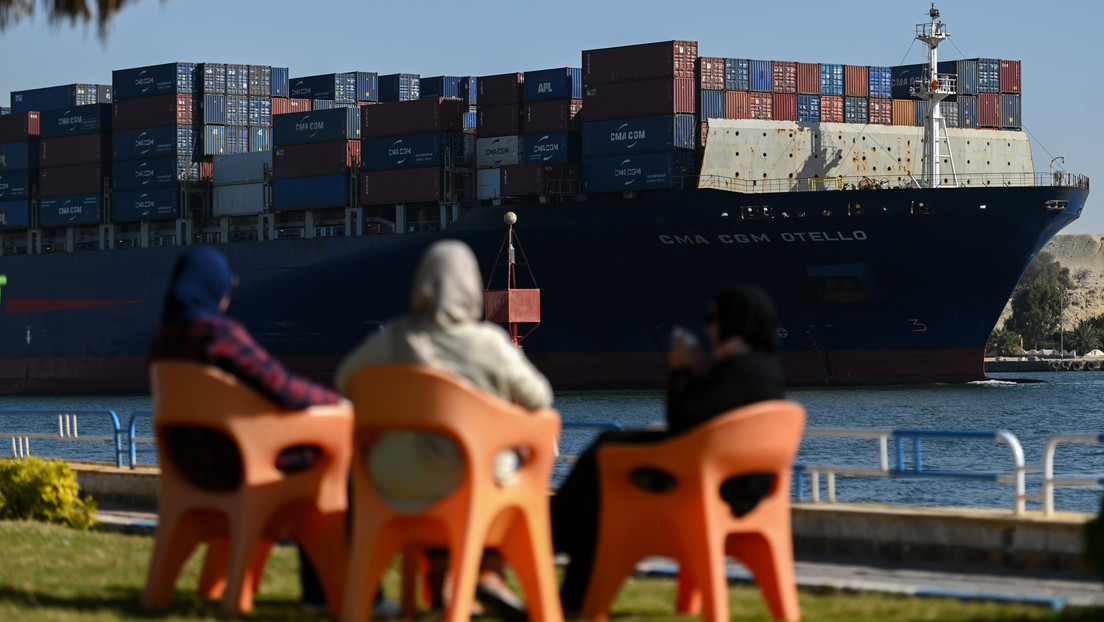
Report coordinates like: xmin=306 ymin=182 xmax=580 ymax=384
xmin=1042 ymin=434 xmax=1104 ymax=515
xmin=795 ymin=428 xmax=1032 ymax=514
xmin=0 ymin=410 xmax=126 ymax=468
xmin=695 ymin=171 xmax=1089 ymax=194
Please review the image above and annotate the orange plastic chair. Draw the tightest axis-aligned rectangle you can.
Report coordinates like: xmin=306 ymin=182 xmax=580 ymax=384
xmin=579 ymin=400 xmax=806 ymax=622
xmin=141 ymin=361 xmax=353 ymax=618
xmin=341 ymin=365 xmax=563 ymax=622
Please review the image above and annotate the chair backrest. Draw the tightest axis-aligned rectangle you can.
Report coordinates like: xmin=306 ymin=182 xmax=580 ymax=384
xmin=345 ymin=364 xmax=560 ymax=493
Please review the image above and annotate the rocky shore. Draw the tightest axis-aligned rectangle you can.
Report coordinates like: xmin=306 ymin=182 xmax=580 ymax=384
xmin=996 ymin=234 xmax=1104 ymax=330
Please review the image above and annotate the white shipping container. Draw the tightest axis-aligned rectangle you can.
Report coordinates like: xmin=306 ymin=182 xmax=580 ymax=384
xmin=213 ymin=151 xmax=273 ymax=185
xmin=476 ymin=135 xmax=521 ymax=169
xmin=214 ymin=182 xmax=266 ymax=216
xmin=477 ymin=167 xmax=501 ymax=200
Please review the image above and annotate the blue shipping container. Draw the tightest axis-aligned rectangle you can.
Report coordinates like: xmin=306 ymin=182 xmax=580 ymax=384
xmin=273 ymin=174 xmax=347 ymax=210
xmin=0 ymin=141 xmax=40 ymax=171
xmin=361 ymin=132 xmax=465 ymax=171
xmin=699 ymin=90 xmax=725 ymax=120
xmin=1001 ymin=93 xmax=1021 ymax=129
xmin=938 ymin=59 xmax=977 ymax=95
xmin=725 ymin=59 xmax=749 ymax=91
xmin=890 ymin=63 xmax=926 ymax=99
xmin=958 ymin=95 xmax=978 ymax=128
xmin=420 ymin=76 xmax=461 ymax=99
xmin=820 ymin=64 xmax=843 ymax=96
xmin=289 ymin=73 xmax=356 ymax=103
xmin=379 ymin=74 xmax=420 ymax=102
xmin=40 ymin=104 xmax=112 ymax=137
xmin=248 ymin=97 xmax=271 ymax=127
xmin=113 ymin=156 xmax=200 ymax=190
xmin=524 ymin=68 xmax=582 ymax=102
xmin=978 ymin=58 xmax=1000 ymax=93
xmin=113 ymin=125 xmax=196 ymax=160
xmin=200 ymin=63 xmax=227 ymax=94
xmin=226 ymin=126 xmax=249 ymax=154
xmin=522 ymin=132 xmax=581 ymax=163
xmin=354 ymin=71 xmax=379 ymax=102
xmin=112 ymin=62 xmax=196 ymax=100
xmin=96 ymin=86 xmax=112 ymax=104
xmin=203 ymin=94 xmax=227 ymax=125
xmin=464 ymin=110 xmax=477 ymax=130
xmin=250 ymin=127 xmax=272 ymax=152
xmin=798 ymin=94 xmax=821 ymax=122
xmin=869 ymin=66 xmax=892 ymax=99
xmin=226 ymin=64 xmax=249 ymax=95
xmin=581 ymin=114 xmax=696 ymax=157
xmin=226 ymin=95 xmax=249 ymax=126
xmin=583 ymin=152 xmax=695 ymax=192
xmin=1 ymin=107 xmax=10 ymax=115
xmin=0 ymin=170 xmax=32 ymax=199
xmin=845 ymin=96 xmax=868 ymax=123
xmin=11 ymin=84 xmax=102 ymax=113
xmin=271 ymin=67 xmax=290 ymax=97
xmin=312 ymin=99 xmax=335 ymax=110
xmin=0 ymin=199 xmax=29 ymax=229
xmin=112 ymin=187 xmax=181 ymax=222
xmin=749 ymin=60 xmax=772 ymax=92
xmin=40 ymin=194 xmax=102 ymax=226
xmin=202 ymin=125 xmax=226 ymax=155
xmin=272 ymin=108 xmax=360 ymax=145
xmin=248 ymin=65 xmax=271 ymax=97
xmin=460 ymin=76 xmax=477 ymax=105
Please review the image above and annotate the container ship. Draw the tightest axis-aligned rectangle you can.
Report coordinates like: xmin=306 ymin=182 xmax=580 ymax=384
xmin=0 ymin=6 xmax=1090 ymax=394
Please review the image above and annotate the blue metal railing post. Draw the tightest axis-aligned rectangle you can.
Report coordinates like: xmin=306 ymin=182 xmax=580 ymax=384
xmin=895 ymin=437 xmax=905 ymax=474
xmin=914 ymin=436 xmax=923 ymax=473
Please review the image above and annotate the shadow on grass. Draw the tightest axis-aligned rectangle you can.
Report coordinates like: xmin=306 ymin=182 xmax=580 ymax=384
xmin=0 ymin=585 xmax=330 ymax=621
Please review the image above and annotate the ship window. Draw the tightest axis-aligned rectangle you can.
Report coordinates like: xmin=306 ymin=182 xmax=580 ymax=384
xmin=741 ymin=205 xmax=773 ymax=220
xmin=1044 ymin=200 xmax=1068 ymax=212
xmin=848 ymin=203 xmax=867 ymax=216
xmin=911 ymin=200 xmax=931 ymax=215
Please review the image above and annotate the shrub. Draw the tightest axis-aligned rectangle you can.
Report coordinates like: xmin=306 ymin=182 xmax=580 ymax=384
xmin=0 ymin=457 xmax=98 ymax=529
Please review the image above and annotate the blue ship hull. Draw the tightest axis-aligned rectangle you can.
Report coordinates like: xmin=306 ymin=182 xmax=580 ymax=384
xmin=0 ymin=182 xmax=1086 ymax=394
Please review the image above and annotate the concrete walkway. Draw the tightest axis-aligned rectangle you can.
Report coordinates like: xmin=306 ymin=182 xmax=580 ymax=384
xmin=100 ymin=507 xmax=1104 ymax=611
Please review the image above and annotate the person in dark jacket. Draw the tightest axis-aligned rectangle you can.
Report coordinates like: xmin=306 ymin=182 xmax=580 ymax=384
xmin=550 ymin=284 xmax=786 ymax=614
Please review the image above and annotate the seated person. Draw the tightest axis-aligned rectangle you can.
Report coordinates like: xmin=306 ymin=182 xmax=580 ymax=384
xmin=336 ymin=239 xmax=553 ymax=622
xmin=550 ymin=284 xmax=786 ymax=614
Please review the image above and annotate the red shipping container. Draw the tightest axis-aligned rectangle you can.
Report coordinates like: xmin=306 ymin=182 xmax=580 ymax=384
xmin=478 ymin=104 xmax=521 ymax=137
xmin=891 ymin=98 xmax=915 ymax=126
xmin=772 ymin=93 xmax=797 ymax=121
xmin=820 ymin=95 xmax=844 ymax=122
xmin=869 ymin=97 xmax=892 ymax=124
xmin=361 ymin=97 xmax=465 ymax=138
xmin=583 ymin=40 xmax=698 ymax=84
xmin=40 ymin=132 xmax=112 ymax=167
xmin=725 ymin=91 xmax=749 ymax=119
xmin=478 ymin=73 xmax=524 ymax=106
xmin=271 ymin=98 xmax=291 ymax=116
xmin=273 ymin=140 xmax=360 ymax=179
xmin=978 ymin=93 xmax=1001 ymax=127
xmin=999 ymin=59 xmax=1021 ymax=93
xmin=523 ymin=99 xmax=582 ymax=133
xmin=113 ymin=94 xmax=196 ymax=131
xmin=501 ymin=162 xmax=580 ymax=196
xmin=772 ymin=61 xmax=796 ymax=94
xmin=844 ymin=65 xmax=870 ymax=97
xmin=582 ymin=78 xmax=696 ymax=122
xmin=796 ymin=62 xmax=820 ymax=94
xmin=696 ymin=56 xmax=725 ymax=90
xmin=0 ymin=111 xmax=40 ymax=142
xmin=750 ymin=92 xmax=772 ymax=119
xmin=359 ymin=167 xmax=441 ymax=205
xmin=39 ymin=164 xmax=108 ymax=197
xmin=198 ymin=158 xmax=214 ymax=181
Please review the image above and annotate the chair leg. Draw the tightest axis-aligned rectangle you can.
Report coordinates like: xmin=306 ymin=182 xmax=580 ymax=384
xmin=728 ymin=532 xmax=800 ymax=621
xmin=444 ymin=524 xmax=485 ymax=622
xmin=499 ymin=510 xmax=563 ymax=622
xmin=297 ymin=510 xmax=348 ymax=619
xmin=694 ymin=531 xmax=731 ymax=622
xmin=579 ymin=528 xmax=640 ymax=622
xmin=141 ymin=511 xmax=203 ymax=611
xmin=675 ymin=567 xmax=702 ymax=615
xmin=343 ymin=513 xmax=400 ymax=622
xmin=197 ymin=537 xmax=229 ymax=599
xmin=219 ymin=515 xmax=267 ymax=617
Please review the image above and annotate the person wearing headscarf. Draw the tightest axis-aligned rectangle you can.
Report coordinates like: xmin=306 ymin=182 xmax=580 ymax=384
xmin=148 ymin=246 xmax=356 ymax=613
xmin=550 ymin=284 xmax=785 ymax=615
xmin=335 ymin=239 xmax=553 ymax=621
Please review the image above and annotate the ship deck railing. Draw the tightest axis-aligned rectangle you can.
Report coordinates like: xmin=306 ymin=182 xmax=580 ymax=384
xmin=8 ymin=412 xmax=1104 ymax=515
xmin=694 ymin=171 xmax=1089 ymax=194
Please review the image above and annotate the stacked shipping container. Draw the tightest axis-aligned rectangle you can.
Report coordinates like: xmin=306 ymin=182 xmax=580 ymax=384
xmin=39 ymin=104 xmax=112 ymax=227
xmin=271 ymin=107 xmax=360 ymax=211
xmin=511 ymin=67 xmax=583 ymax=196
xmin=0 ymin=112 xmax=40 ymax=230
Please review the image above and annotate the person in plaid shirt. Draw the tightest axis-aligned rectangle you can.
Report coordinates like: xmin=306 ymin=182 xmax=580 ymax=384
xmin=148 ymin=246 xmax=349 ymax=612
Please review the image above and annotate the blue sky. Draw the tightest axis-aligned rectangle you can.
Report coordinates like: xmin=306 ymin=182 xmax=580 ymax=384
xmin=1 ymin=0 xmax=1100 ymax=232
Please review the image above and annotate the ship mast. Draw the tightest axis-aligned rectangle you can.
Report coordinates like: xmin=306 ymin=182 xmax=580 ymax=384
xmin=912 ymin=3 xmax=958 ymax=188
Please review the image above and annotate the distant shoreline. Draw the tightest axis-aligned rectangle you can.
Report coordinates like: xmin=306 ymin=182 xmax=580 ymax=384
xmin=985 ymin=357 xmax=1104 ymax=372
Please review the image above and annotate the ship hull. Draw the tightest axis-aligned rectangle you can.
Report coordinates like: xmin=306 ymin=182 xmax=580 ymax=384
xmin=0 ymin=183 xmax=1087 ymax=394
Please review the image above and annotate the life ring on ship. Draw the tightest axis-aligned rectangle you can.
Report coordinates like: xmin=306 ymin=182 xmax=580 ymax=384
xmin=859 ymin=177 xmax=874 ymax=190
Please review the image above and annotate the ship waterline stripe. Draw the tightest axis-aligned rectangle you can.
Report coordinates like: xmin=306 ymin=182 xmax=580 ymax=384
xmin=6 ymin=299 xmax=147 ymax=314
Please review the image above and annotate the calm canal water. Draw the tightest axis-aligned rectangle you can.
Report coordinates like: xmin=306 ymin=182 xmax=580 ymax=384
xmin=3 ymin=371 xmax=1104 ymax=513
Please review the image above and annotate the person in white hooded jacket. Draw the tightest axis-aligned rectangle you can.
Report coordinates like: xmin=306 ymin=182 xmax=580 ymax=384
xmin=336 ymin=238 xmax=553 ymax=621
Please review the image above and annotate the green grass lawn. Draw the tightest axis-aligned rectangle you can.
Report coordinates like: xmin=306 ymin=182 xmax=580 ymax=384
xmin=0 ymin=519 xmax=1101 ymax=621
